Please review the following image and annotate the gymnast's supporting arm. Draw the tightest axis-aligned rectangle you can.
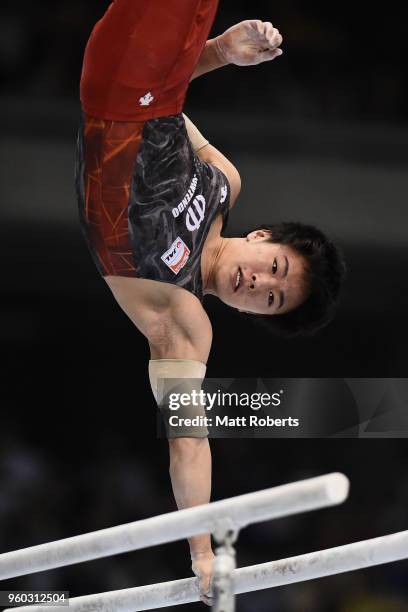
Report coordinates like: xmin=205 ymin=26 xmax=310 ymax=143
xmin=147 ymin=302 xmax=215 ymax=606
xmin=169 ymin=435 xmax=214 ymax=606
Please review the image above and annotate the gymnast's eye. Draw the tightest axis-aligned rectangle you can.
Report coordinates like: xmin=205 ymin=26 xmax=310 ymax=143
xmin=272 ymin=259 xmax=278 ymax=274
xmin=268 ymin=290 xmax=274 ymax=306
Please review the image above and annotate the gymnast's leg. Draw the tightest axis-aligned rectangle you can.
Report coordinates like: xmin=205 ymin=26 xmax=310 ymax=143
xmin=80 ymin=0 xmax=219 ymax=121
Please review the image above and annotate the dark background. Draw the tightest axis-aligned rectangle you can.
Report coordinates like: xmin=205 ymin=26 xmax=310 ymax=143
xmin=1 ymin=1 xmax=408 ymax=611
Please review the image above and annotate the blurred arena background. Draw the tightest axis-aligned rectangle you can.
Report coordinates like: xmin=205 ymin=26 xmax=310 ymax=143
xmin=1 ymin=1 xmax=407 ymax=610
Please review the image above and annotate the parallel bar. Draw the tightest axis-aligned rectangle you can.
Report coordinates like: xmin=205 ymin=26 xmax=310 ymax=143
xmin=0 ymin=473 xmax=348 ymax=580
xmin=7 ymin=530 xmax=408 ymax=612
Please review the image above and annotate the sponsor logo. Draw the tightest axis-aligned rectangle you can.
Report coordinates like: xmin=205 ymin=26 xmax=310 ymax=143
xmin=172 ymin=175 xmax=207 ymax=233
xmin=220 ymin=184 xmax=228 ymax=203
xmin=186 ymin=195 xmax=206 ymax=232
xmin=161 ymin=237 xmax=190 ymax=274
xmin=172 ymin=175 xmax=198 ymax=218
xmin=139 ymin=92 xmax=154 ymax=106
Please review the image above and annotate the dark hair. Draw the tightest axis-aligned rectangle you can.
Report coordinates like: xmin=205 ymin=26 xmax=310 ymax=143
xmin=242 ymin=221 xmax=346 ymax=337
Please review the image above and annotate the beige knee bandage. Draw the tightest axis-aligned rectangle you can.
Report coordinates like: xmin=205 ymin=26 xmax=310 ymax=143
xmin=149 ymin=359 xmax=209 ymax=438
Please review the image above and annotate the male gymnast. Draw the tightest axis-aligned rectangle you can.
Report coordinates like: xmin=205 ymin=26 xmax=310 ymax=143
xmin=76 ymin=0 xmax=345 ymax=603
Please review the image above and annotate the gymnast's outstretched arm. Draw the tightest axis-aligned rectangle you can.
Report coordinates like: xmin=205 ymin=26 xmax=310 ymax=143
xmin=191 ymin=18 xmax=283 ymax=80
xmin=184 ymin=20 xmax=283 ymax=209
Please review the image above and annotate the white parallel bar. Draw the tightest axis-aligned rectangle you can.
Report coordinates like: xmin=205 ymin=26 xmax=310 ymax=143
xmin=0 ymin=473 xmax=348 ymax=580
xmin=6 ymin=530 xmax=408 ymax=612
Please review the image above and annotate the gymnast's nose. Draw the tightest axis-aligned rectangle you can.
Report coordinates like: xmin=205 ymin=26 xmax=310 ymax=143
xmin=249 ymin=273 xmax=279 ymax=290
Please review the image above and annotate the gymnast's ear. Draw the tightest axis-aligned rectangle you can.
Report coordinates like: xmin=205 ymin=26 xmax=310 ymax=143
xmin=246 ymin=229 xmax=272 ymax=241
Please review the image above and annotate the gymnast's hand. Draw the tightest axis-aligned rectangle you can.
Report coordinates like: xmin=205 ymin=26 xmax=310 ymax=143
xmin=191 ymin=550 xmax=215 ymax=606
xmin=214 ymin=20 xmax=283 ymax=66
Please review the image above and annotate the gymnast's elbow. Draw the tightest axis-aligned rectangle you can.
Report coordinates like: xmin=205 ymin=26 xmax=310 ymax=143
xmin=147 ymin=320 xmax=204 ymax=362
xmin=228 ymin=164 xmax=242 ymax=207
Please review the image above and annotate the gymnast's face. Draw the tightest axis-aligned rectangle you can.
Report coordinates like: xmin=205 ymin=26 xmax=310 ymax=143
xmin=215 ymin=230 xmax=309 ymax=315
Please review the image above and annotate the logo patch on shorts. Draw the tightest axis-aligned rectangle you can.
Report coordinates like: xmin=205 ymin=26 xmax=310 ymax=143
xmin=161 ymin=237 xmax=190 ymax=275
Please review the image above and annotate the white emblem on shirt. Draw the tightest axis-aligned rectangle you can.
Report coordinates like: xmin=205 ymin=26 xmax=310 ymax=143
xmin=139 ymin=92 xmax=154 ymax=106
